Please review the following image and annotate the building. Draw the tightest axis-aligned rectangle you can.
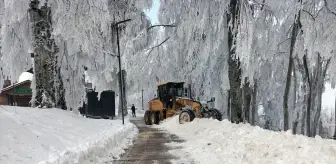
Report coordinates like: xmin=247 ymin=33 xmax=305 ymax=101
xmin=0 ymin=72 xmax=33 ymax=107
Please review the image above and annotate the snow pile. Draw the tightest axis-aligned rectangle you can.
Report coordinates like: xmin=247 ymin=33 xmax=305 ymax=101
xmin=0 ymin=106 xmax=138 ymax=164
xmin=158 ymin=117 xmax=336 ymax=164
xmin=18 ymin=72 xmax=33 ymax=83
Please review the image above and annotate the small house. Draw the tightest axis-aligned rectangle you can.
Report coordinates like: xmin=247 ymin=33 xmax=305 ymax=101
xmin=0 ymin=72 xmax=33 ymax=107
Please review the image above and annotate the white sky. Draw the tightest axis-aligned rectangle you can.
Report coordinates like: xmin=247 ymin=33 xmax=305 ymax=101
xmin=144 ymin=0 xmax=160 ymax=24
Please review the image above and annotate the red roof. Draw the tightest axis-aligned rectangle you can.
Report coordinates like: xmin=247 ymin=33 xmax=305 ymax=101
xmin=1 ymin=80 xmax=32 ymax=93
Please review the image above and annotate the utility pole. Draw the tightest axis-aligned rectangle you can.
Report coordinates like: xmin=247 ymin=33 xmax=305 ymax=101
xmin=142 ymin=89 xmax=144 ymax=110
xmin=112 ymin=19 xmax=131 ymax=125
xmin=30 ymin=53 xmax=35 ymax=107
xmin=334 ymin=96 xmax=336 ymax=140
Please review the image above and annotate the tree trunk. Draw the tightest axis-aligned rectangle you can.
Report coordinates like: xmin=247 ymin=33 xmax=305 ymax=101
xmin=283 ymin=10 xmax=302 ymax=131
xmin=303 ymin=54 xmax=311 ymax=137
xmin=301 ymin=80 xmax=307 ymax=135
xmin=312 ymin=55 xmax=331 ymax=136
xmin=283 ymin=54 xmax=293 ymax=131
xmin=227 ymin=0 xmax=243 ymax=123
xmin=318 ymin=120 xmax=323 ymax=137
xmin=295 ymin=55 xmax=307 ymax=135
xmin=301 ymin=110 xmax=306 ymax=135
xmin=243 ymin=78 xmax=251 ymax=123
xmin=292 ymin=63 xmax=298 ymax=132
xmin=292 ymin=118 xmax=299 ymax=134
xmin=242 ymin=85 xmax=245 ymax=123
xmin=227 ymin=90 xmax=231 ymax=121
xmin=251 ymin=79 xmax=257 ymax=126
xmin=312 ymin=54 xmax=322 ymax=136
xmin=29 ymin=0 xmax=63 ymax=108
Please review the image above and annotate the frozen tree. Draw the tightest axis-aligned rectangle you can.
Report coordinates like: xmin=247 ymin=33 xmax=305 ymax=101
xmin=49 ymin=0 xmax=153 ymax=112
xmin=28 ymin=0 xmax=65 ymax=108
xmin=235 ymin=0 xmax=298 ymax=130
xmin=236 ymin=0 xmax=336 ymax=135
xmin=1 ymin=0 xmax=32 ymax=84
xmin=292 ymin=0 xmax=336 ymax=137
xmin=1 ymin=0 xmax=153 ymax=113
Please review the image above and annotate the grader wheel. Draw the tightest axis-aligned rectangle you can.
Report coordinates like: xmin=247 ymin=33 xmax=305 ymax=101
xmin=179 ymin=111 xmax=191 ymax=124
xmin=153 ymin=111 xmax=160 ymax=125
xmin=144 ymin=111 xmax=152 ymax=125
xmin=209 ymin=109 xmax=222 ymax=121
xmin=188 ymin=110 xmax=196 ymax=121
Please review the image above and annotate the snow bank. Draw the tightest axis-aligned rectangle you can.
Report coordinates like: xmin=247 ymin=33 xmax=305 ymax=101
xmin=0 ymin=106 xmax=138 ymax=164
xmin=158 ymin=117 xmax=336 ymax=164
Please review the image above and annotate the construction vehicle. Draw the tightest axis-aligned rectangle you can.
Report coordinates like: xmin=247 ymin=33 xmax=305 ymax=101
xmin=144 ymin=82 xmax=222 ymax=125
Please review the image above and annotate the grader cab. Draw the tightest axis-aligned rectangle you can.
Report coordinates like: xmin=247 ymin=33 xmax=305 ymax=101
xmin=144 ymin=82 xmax=222 ymax=125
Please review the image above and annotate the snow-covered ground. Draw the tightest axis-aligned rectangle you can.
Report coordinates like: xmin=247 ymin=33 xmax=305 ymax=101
xmin=0 ymin=106 xmax=138 ymax=164
xmin=157 ymin=116 xmax=336 ymax=164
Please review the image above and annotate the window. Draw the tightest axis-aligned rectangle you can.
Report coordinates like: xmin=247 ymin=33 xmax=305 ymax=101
xmin=177 ymin=88 xmax=183 ymax=97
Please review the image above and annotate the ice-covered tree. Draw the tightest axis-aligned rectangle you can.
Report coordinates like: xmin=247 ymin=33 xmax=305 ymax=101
xmin=1 ymin=0 xmax=153 ymax=113
xmin=1 ymin=0 xmax=32 ymax=85
xmin=28 ymin=0 xmax=65 ymax=108
xmin=236 ymin=0 xmax=336 ymax=136
xmin=48 ymin=0 xmax=153 ymax=112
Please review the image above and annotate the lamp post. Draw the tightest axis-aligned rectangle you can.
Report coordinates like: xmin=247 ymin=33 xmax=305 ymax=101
xmin=30 ymin=53 xmax=35 ymax=107
xmin=112 ymin=19 xmax=131 ymax=125
xmin=334 ymin=96 xmax=336 ymax=140
xmin=142 ymin=89 xmax=144 ymax=110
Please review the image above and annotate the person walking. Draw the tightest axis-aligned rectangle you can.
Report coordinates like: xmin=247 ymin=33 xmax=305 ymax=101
xmin=131 ymin=104 xmax=136 ymax=117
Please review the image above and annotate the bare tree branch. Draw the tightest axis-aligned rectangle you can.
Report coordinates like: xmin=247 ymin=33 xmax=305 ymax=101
xmin=139 ymin=37 xmax=171 ymax=69
xmin=147 ymin=24 xmax=177 ymax=31
xmin=302 ymin=7 xmax=324 ymax=21
xmin=277 ymin=38 xmax=291 ymax=47
xmin=324 ymin=0 xmax=336 ymax=16
xmin=272 ymin=51 xmax=288 ymax=56
xmin=148 ymin=37 xmax=170 ymax=55
xmin=302 ymin=10 xmax=316 ymax=21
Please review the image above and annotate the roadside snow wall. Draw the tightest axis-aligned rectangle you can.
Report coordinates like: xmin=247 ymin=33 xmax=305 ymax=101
xmin=158 ymin=116 xmax=336 ymax=164
xmin=0 ymin=106 xmax=138 ymax=164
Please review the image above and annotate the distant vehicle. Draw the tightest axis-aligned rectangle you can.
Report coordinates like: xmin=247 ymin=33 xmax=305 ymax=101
xmin=144 ymin=82 xmax=222 ymax=125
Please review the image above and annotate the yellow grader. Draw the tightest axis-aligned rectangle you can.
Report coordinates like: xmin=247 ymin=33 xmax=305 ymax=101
xmin=144 ymin=82 xmax=222 ymax=125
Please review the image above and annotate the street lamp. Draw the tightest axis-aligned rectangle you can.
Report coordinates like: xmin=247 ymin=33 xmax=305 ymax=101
xmin=111 ymin=19 xmax=131 ymax=125
xmin=142 ymin=89 xmax=144 ymax=110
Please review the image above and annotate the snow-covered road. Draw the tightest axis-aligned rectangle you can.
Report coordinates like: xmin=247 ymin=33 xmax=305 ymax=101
xmin=157 ymin=116 xmax=336 ymax=164
xmin=114 ymin=117 xmax=195 ymax=164
xmin=0 ymin=106 xmax=138 ymax=164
